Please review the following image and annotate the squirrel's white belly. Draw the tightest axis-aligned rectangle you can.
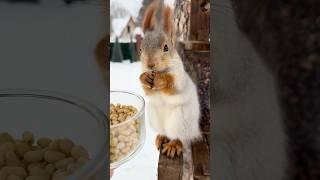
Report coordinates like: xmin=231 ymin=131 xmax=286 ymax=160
xmin=147 ymin=93 xmax=174 ymax=135
xmin=147 ymin=88 xmax=201 ymax=142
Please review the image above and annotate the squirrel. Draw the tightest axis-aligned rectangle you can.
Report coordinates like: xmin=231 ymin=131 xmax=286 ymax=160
xmin=139 ymin=0 xmax=201 ymax=158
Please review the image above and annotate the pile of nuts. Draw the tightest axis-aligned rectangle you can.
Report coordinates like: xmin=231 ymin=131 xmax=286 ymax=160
xmin=0 ymin=132 xmax=90 ymax=180
xmin=110 ymin=104 xmax=137 ymax=126
xmin=110 ymin=104 xmax=140 ymax=163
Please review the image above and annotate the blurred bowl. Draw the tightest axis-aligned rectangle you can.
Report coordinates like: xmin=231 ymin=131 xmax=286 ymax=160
xmin=0 ymin=89 xmax=107 ymax=180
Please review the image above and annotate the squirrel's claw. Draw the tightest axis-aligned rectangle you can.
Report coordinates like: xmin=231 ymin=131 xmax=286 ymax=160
xmin=161 ymin=139 xmax=183 ymax=158
xmin=140 ymin=72 xmax=154 ymax=89
xmin=155 ymin=135 xmax=169 ymax=150
xmin=145 ymin=75 xmax=153 ymax=84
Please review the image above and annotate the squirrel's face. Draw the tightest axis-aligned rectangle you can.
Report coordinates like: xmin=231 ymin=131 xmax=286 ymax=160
xmin=140 ymin=3 xmax=176 ymax=72
xmin=140 ymin=30 xmax=174 ymax=72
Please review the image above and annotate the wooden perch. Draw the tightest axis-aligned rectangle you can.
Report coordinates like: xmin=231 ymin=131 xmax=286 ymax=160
xmin=158 ymin=152 xmax=183 ymax=180
xmin=192 ymin=134 xmax=210 ymax=180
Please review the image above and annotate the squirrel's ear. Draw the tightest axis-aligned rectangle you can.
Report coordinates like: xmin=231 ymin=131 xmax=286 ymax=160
xmin=163 ymin=6 xmax=174 ymax=36
xmin=142 ymin=3 xmax=157 ymax=33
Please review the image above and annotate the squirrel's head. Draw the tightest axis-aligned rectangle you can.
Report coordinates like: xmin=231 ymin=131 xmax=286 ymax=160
xmin=140 ymin=1 xmax=176 ymax=72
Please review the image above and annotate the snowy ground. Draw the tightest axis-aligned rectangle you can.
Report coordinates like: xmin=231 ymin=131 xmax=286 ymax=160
xmin=110 ymin=61 xmax=159 ymax=180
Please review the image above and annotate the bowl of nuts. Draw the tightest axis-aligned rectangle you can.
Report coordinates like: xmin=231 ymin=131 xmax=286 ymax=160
xmin=110 ymin=91 xmax=146 ymax=169
xmin=0 ymin=89 xmax=107 ymax=180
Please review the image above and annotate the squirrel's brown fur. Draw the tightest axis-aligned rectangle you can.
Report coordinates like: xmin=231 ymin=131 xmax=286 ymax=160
xmin=142 ymin=2 xmax=157 ymax=32
xmin=163 ymin=6 xmax=174 ymax=36
xmin=142 ymin=1 xmax=175 ymax=36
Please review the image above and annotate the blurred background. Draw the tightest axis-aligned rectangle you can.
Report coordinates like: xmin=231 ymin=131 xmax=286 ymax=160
xmin=0 ymin=0 xmax=108 ymax=179
xmin=0 ymin=0 xmax=106 ymax=109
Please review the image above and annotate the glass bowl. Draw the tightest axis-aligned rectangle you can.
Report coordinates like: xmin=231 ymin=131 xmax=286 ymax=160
xmin=0 ymin=89 xmax=107 ymax=180
xmin=110 ymin=90 xmax=145 ymax=169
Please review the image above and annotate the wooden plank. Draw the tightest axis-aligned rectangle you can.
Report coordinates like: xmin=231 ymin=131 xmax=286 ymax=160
xmin=158 ymin=152 xmax=183 ymax=180
xmin=192 ymin=135 xmax=210 ymax=180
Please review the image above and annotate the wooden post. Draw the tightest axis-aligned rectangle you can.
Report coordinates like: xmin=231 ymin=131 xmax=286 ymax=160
xmin=174 ymin=0 xmax=191 ymax=41
xmin=175 ymin=0 xmax=210 ymax=41
xmin=189 ymin=0 xmax=210 ymax=41
xmin=192 ymin=134 xmax=210 ymax=180
xmin=158 ymin=153 xmax=183 ymax=180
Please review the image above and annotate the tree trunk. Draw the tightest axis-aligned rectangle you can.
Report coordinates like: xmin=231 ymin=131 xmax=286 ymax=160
xmin=174 ymin=0 xmax=191 ymax=42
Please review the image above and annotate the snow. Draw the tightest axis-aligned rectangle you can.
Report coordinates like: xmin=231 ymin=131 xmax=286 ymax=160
xmin=110 ymin=61 xmax=159 ymax=180
xmin=110 ymin=0 xmax=175 ymax=20
xmin=110 ymin=19 xmax=144 ymax=43
xmin=110 ymin=0 xmax=144 ymax=43
xmin=112 ymin=17 xmax=131 ymax=37
xmin=110 ymin=0 xmax=142 ymax=19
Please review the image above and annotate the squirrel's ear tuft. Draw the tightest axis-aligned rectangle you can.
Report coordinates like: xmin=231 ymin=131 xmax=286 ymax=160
xmin=163 ymin=6 xmax=174 ymax=36
xmin=142 ymin=2 xmax=157 ymax=33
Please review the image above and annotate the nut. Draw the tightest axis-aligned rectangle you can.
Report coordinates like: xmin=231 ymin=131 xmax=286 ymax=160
xmin=44 ymin=151 xmax=66 ymax=163
xmin=21 ymin=131 xmax=34 ymax=145
xmin=71 ymin=146 xmax=89 ymax=159
xmin=1 ymin=166 xmax=27 ymax=178
xmin=54 ymin=157 xmax=74 ymax=170
xmin=36 ymin=138 xmax=52 ymax=149
xmin=24 ymin=150 xmax=44 ymax=163
xmin=0 ymin=132 xmax=90 ymax=179
xmin=110 ymin=104 xmax=140 ymax=163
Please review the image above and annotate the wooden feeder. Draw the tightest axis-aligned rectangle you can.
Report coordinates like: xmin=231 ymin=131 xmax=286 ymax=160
xmin=158 ymin=0 xmax=210 ymax=179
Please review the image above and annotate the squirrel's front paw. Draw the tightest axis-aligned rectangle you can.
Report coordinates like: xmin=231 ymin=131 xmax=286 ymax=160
xmin=162 ymin=139 xmax=183 ymax=158
xmin=139 ymin=72 xmax=154 ymax=89
xmin=152 ymin=73 xmax=168 ymax=90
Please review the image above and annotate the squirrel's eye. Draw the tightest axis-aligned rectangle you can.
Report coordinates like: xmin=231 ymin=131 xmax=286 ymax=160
xmin=163 ymin=44 xmax=168 ymax=52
